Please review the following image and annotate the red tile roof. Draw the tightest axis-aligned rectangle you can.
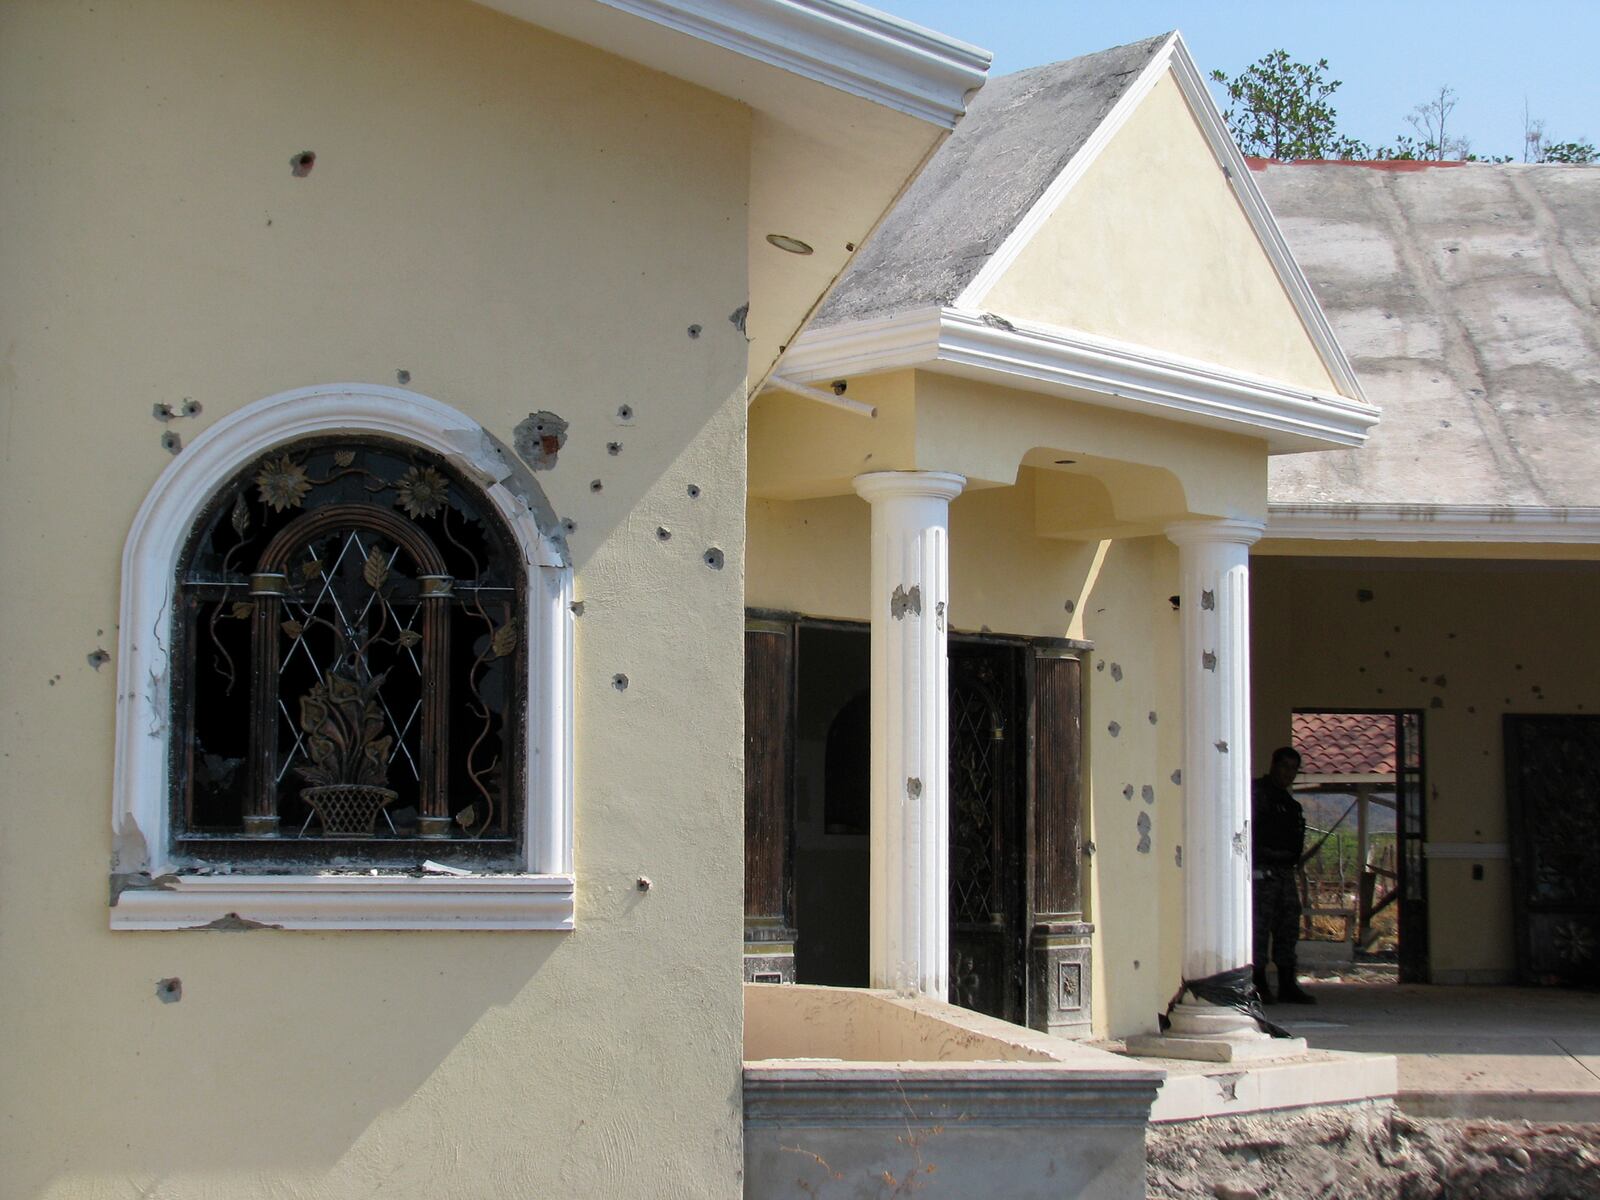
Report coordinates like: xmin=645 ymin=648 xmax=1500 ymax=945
xmin=1291 ymin=712 xmax=1396 ymax=775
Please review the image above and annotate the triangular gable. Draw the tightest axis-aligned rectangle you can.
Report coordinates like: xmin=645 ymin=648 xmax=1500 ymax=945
xmin=956 ymin=34 xmax=1363 ymax=402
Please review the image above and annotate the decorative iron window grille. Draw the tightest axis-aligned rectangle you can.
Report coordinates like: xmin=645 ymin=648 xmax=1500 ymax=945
xmin=172 ymin=437 xmax=524 ymax=867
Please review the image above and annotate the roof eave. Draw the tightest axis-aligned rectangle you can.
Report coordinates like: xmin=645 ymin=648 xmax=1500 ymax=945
xmin=480 ymin=0 xmax=990 ymax=128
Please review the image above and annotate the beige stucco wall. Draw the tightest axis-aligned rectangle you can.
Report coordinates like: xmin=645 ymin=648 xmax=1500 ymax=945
xmin=0 ymin=2 xmax=753 ymax=1196
xmin=979 ymin=71 xmax=1339 ymax=397
xmin=1251 ymin=556 xmax=1600 ymax=980
xmin=747 ymin=475 xmax=1188 ymax=1038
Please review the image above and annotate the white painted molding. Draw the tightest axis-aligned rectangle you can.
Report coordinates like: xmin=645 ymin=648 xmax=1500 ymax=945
xmin=952 ymin=32 xmax=1365 ymax=405
xmin=781 ymin=307 xmax=1379 ymax=450
xmin=1424 ymin=842 xmax=1509 ymax=861
xmin=110 ymin=874 xmax=576 ymax=931
xmin=1266 ymin=504 xmax=1600 ymax=544
xmin=111 ymin=384 xmax=575 ymax=930
xmin=592 ymin=0 xmax=990 ymax=128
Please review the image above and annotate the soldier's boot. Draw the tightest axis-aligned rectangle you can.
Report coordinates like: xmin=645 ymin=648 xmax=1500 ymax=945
xmin=1275 ymin=966 xmax=1317 ymax=1005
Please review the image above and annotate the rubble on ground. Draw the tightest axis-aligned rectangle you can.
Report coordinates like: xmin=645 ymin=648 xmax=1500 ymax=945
xmin=1147 ymin=1104 xmax=1600 ymax=1199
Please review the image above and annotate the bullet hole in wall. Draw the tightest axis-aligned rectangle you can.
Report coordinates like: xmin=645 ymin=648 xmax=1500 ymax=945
xmin=617 ymin=404 xmax=634 ymax=422
xmin=1175 ymin=846 xmax=1183 ymax=867
xmin=1096 ymin=660 xmax=1105 ymax=672
xmin=1110 ymin=663 xmax=1123 ymax=682
xmin=87 ymin=649 xmax=110 ymax=671
xmin=1171 ymin=769 xmax=1182 ymax=785
xmin=161 ymin=432 xmax=182 ymax=454
xmin=1136 ymin=812 xmax=1151 ymax=854
xmin=729 ymin=304 xmax=748 ymax=335
xmin=1107 ymin=721 xmax=1121 ymax=737
xmin=687 ymin=484 xmax=701 ymax=499
xmin=1169 ymin=595 xmax=1180 ymax=611
xmin=1215 ymin=740 xmax=1229 ymax=753
xmin=1065 ymin=599 xmax=1076 ymax=614
xmin=608 ymin=442 xmax=623 ymax=456
xmin=1202 ymin=651 xmax=1217 ymax=671
xmin=1200 ymin=590 xmax=1215 ymax=611
xmin=906 ymin=777 xmax=922 ymax=799
xmin=396 ymin=369 xmax=411 ymax=386
xmin=612 ymin=674 xmax=629 ymax=691
xmin=562 ymin=518 xmax=577 ymax=534
xmin=570 ymin=600 xmax=585 ymax=616
xmin=1123 ymin=784 xmax=1135 ymax=800
xmin=1142 ymin=785 xmax=1155 ymax=804
xmin=1148 ymin=711 xmax=1158 ymax=724
xmin=590 ymin=480 xmax=603 ymax=493
xmin=687 ymin=324 xmax=702 ymax=339
xmin=156 ymin=978 xmax=182 ymax=1003
xmin=290 ymin=150 xmax=316 ymax=177
xmin=656 ymin=526 xmax=672 ymax=541
xmin=704 ymin=547 xmax=724 ymax=570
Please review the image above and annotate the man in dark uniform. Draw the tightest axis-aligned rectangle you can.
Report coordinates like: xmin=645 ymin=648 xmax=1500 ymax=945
xmin=1252 ymin=746 xmax=1316 ymax=1004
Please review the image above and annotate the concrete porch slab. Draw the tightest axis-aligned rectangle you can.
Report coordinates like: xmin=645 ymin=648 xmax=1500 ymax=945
xmin=1135 ymin=1048 xmax=1398 ymax=1123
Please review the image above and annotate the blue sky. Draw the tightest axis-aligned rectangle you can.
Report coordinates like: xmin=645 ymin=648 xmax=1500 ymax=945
xmin=880 ymin=2 xmax=1598 ymax=159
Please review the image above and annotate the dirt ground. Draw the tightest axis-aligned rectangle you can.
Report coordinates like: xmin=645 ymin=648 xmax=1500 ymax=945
xmin=1147 ymin=1104 xmax=1600 ymax=1199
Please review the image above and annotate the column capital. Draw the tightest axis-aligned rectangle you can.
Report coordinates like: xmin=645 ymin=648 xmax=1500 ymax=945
xmin=853 ymin=470 xmax=967 ymax=505
xmin=1164 ymin=517 xmax=1266 ymax=549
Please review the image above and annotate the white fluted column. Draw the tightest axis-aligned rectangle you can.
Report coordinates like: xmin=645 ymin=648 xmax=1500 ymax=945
xmin=853 ymin=470 xmax=966 ymax=999
xmin=1129 ymin=518 xmax=1303 ymax=1062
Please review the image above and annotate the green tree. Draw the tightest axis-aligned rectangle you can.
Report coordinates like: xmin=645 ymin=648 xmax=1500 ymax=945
xmin=1539 ymin=140 xmax=1598 ymax=164
xmin=1209 ymin=50 xmax=1367 ymax=161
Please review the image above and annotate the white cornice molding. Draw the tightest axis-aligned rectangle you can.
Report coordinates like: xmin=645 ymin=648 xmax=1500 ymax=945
xmin=951 ymin=32 xmax=1364 ymax=404
xmin=780 ymin=307 xmax=1380 ymax=450
xmin=594 ymin=0 xmax=990 ymax=127
xmin=1265 ymin=504 xmax=1600 ymax=543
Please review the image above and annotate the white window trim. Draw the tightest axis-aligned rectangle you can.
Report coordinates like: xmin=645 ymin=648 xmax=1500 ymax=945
xmin=110 ymin=384 xmax=574 ymax=931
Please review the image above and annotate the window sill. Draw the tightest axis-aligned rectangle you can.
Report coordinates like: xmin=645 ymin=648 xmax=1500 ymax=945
xmin=109 ymin=872 xmax=575 ymax=931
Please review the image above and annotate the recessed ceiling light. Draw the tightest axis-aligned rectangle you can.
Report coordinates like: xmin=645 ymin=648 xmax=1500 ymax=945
xmin=766 ymin=233 xmax=814 ymax=255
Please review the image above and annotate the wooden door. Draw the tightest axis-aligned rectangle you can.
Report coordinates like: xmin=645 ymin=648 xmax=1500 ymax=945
xmin=1506 ymin=714 xmax=1600 ymax=987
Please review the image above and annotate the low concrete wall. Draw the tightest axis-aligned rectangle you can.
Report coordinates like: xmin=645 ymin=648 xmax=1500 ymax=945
xmin=744 ymin=986 xmax=1163 ymax=1199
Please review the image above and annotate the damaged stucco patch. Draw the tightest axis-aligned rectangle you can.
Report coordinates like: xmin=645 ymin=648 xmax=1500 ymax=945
xmin=512 ymin=411 xmax=568 ymax=471
xmin=889 ymin=584 xmax=921 ymax=619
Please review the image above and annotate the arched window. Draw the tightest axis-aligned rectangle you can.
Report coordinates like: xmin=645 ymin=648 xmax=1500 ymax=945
xmin=176 ymin=438 xmax=523 ymax=862
xmin=112 ymin=386 xmax=573 ymax=930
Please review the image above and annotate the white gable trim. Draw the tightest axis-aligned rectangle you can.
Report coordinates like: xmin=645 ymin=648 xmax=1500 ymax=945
xmin=111 ymin=384 xmax=575 ymax=931
xmin=780 ymin=307 xmax=1380 ymax=450
xmin=1265 ymin=504 xmax=1600 ymax=543
xmin=952 ymin=32 xmax=1364 ymax=404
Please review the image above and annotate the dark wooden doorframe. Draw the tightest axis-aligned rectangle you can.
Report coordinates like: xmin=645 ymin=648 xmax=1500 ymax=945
xmin=744 ymin=612 xmax=1091 ymax=1033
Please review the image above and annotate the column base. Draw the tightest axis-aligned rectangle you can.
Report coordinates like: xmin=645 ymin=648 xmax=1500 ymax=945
xmin=1028 ymin=922 xmax=1093 ymax=1039
xmin=744 ymin=920 xmax=797 ymax=984
xmin=1125 ymin=1000 xmax=1307 ymax=1063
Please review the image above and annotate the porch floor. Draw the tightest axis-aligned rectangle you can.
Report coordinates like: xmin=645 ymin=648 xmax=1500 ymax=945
xmin=1272 ymin=980 xmax=1600 ymax=1121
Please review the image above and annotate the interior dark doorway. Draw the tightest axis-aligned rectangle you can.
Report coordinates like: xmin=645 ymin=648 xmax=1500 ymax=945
xmin=1289 ymin=710 xmax=1428 ymax=983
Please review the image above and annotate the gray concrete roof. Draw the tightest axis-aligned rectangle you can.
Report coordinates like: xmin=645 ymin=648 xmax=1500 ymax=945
xmin=812 ymin=34 xmax=1171 ymax=328
xmin=1260 ymin=162 xmax=1600 ymax=508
